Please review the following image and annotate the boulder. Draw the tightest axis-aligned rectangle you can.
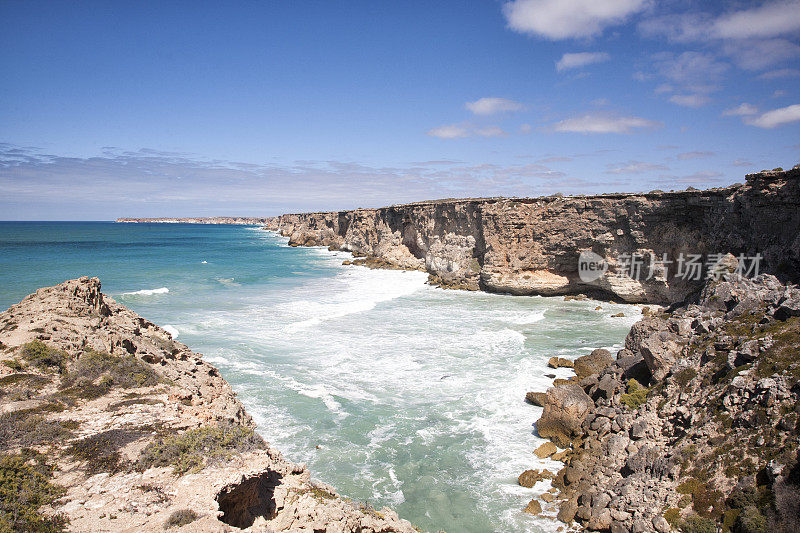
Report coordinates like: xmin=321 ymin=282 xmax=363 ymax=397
xmin=518 ymin=469 xmax=546 ymax=488
xmin=557 ymin=497 xmax=579 ymax=524
xmin=652 ymin=516 xmax=670 ymax=533
xmin=534 ymin=442 xmax=558 ymax=459
xmin=574 ymin=349 xmax=614 ymax=380
xmin=522 ymin=499 xmax=542 ymax=515
xmin=537 ymin=384 xmax=594 ymax=446
xmin=548 ymin=356 xmax=574 ymax=369
xmin=639 ymin=332 xmax=682 ymax=381
xmin=525 ymin=391 xmax=547 ymax=406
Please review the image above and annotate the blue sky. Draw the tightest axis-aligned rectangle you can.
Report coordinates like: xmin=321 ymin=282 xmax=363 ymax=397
xmin=1 ymin=1 xmax=799 ymax=219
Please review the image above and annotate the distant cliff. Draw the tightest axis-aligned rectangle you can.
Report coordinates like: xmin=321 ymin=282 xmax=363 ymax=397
xmin=276 ymin=168 xmax=800 ymax=304
xmin=117 ymin=216 xmax=278 ymax=226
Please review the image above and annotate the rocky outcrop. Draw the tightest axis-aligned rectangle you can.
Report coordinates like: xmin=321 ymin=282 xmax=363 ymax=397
xmin=116 ymin=217 xmax=278 ymax=226
xmin=525 ymin=270 xmax=800 ymax=532
xmin=275 ymin=167 xmax=800 ymax=304
xmin=0 ymin=278 xmax=415 ymax=532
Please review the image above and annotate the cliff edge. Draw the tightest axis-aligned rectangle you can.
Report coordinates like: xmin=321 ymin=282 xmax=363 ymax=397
xmin=275 ymin=167 xmax=800 ymax=305
xmin=0 ymin=277 xmax=416 ymax=533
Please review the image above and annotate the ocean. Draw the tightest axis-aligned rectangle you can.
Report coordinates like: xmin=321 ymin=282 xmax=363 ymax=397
xmin=0 ymin=221 xmax=640 ymax=533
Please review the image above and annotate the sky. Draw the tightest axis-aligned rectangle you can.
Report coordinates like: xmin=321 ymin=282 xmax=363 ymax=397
xmin=1 ymin=0 xmax=799 ymax=220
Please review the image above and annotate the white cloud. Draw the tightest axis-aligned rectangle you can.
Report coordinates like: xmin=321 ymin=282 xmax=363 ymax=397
xmin=640 ymin=2 xmax=800 ymax=42
xmin=426 ymin=123 xmax=508 ymax=139
xmin=655 ymin=51 xmax=729 ymax=94
xmin=552 ymin=112 xmax=662 ymax=134
xmin=744 ymin=104 xmax=800 ymax=128
xmin=605 ymin=160 xmax=669 ymax=174
xmin=650 ymin=52 xmax=728 ymax=107
xmin=638 ymin=13 xmax=713 ymax=43
xmin=426 ymin=124 xmax=470 ymax=139
xmin=519 ymin=123 xmax=532 ymax=134
xmin=669 ymin=94 xmax=711 ymax=108
xmin=733 ymin=158 xmax=754 ymax=167
xmin=722 ymin=103 xmax=759 ymax=117
xmin=758 ymin=68 xmax=800 ymax=79
xmin=465 ymin=97 xmax=525 ymax=115
xmin=723 ymin=38 xmax=800 ymax=70
xmin=475 ymin=125 xmax=508 ymax=137
xmin=713 ymin=1 xmax=800 ymax=40
xmin=556 ymin=52 xmax=611 ymax=71
xmin=677 ymin=151 xmax=715 ymax=160
xmin=503 ymin=0 xmax=649 ymax=40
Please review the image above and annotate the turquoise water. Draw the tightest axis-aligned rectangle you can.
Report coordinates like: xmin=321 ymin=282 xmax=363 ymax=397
xmin=0 ymin=222 xmax=639 ymax=533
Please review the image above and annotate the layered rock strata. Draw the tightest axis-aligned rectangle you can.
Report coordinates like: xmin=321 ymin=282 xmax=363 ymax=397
xmin=0 ymin=277 xmax=416 ymax=532
xmin=275 ymin=168 xmax=800 ymax=304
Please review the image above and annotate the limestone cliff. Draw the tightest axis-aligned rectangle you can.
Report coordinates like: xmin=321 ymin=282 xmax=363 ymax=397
xmin=0 ymin=278 xmax=416 ymax=533
xmin=276 ymin=168 xmax=800 ymax=304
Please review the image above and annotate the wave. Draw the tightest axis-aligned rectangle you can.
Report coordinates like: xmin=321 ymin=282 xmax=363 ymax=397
xmin=121 ymin=287 xmax=169 ymax=296
xmin=283 ymin=269 xmax=428 ymax=332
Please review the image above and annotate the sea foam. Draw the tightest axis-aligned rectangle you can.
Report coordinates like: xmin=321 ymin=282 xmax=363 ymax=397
xmin=122 ymin=287 xmax=169 ymax=296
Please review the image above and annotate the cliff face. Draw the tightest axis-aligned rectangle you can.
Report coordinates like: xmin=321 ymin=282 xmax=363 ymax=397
xmin=276 ymin=168 xmax=800 ymax=304
xmin=0 ymin=278 xmax=415 ymax=532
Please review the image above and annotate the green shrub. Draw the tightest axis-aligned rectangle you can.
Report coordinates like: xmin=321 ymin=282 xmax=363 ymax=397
xmin=736 ymin=506 xmax=766 ymax=532
xmin=65 ymin=429 xmax=143 ymax=475
xmin=675 ymin=367 xmax=698 ymax=389
xmin=620 ymin=379 xmax=648 ymax=409
xmin=164 ymin=509 xmax=199 ymax=529
xmin=1 ymin=359 xmax=23 ymax=372
xmin=60 ymin=349 xmax=159 ymax=396
xmin=19 ymin=341 xmax=68 ymax=373
xmin=680 ymin=514 xmax=716 ymax=533
xmin=664 ymin=507 xmax=681 ymax=526
xmin=0 ymin=411 xmax=74 ymax=452
xmin=0 ymin=451 xmax=68 ymax=532
xmin=137 ymin=424 xmax=265 ymax=475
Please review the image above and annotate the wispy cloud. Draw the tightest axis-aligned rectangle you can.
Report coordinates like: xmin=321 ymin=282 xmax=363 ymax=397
xmin=426 ymin=124 xmax=471 ymax=139
xmin=503 ymin=0 xmax=648 ymax=40
xmin=744 ymin=104 xmax=800 ymax=128
xmin=465 ymin=97 xmax=525 ymax=115
xmin=712 ymin=1 xmax=800 ymax=40
xmin=426 ymin=123 xmax=508 ymax=139
xmin=552 ymin=112 xmax=662 ymax=134
xmin=556 ymin=52 xmax=610 ymax=72
xmin=2 ymin=144 xmax=610 ymax=219
xmin=605 ymin=161 xmax=669 ymax=175
xmin=758 ymin=68 xmax=800 ymax=79
xmin=676 ymin=151 xmax=715 ymax=160
xmin=722 ymin=103 xmax=759 ymax=117
xmin=650 ymin=51 xmax=729 ymax=107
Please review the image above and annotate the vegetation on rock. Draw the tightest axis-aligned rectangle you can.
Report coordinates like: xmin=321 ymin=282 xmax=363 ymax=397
xmin=0 ymin=450 xmax=68 ymax=532
xmin=137 ymin=423 xmax=265 ymax=474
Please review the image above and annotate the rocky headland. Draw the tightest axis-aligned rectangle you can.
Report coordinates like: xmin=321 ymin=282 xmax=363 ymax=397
xmin=273 ymin=167 xmax=800 ymax=304
xmin=0 ymin=277 xmax=416 ymax=532
xmin=521 ymin=267 xmax=800 ymax=532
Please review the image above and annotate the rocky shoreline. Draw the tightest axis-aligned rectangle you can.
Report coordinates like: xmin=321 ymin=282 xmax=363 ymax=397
xmin=517 ymin=266 xmax=800 ymax=532
xmin=0 ymin=277 xmax=417 ymax=532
